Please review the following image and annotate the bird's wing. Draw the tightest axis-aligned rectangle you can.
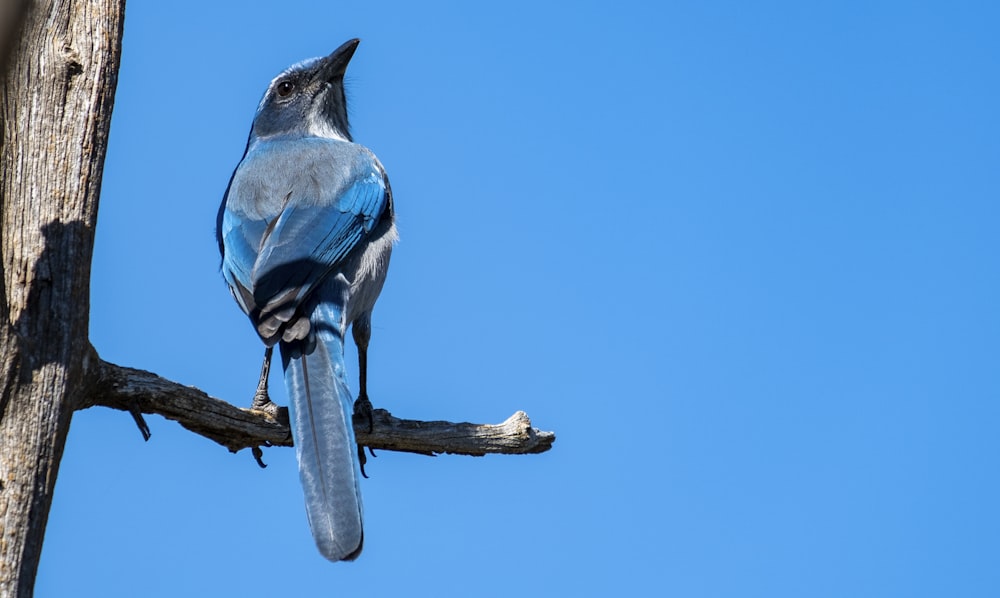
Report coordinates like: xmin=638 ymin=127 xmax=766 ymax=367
xmin=220 ymin=211 xmax=266 ymax=317
xmin=220 ymin=142 xmax=388 ymax=343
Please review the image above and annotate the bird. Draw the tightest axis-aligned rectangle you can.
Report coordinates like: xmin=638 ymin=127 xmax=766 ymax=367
xmin=216 ymin=38 xmax=396 ymax=562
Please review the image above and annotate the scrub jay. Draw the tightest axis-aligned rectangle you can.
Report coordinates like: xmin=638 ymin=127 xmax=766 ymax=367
xmin=216 ymin=38 xmax=396 ymax=562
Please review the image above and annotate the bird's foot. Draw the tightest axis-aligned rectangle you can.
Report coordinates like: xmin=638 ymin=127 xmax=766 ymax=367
xmin=353 ymin=394 xmax=377 ymax=478
xmin=250 ymin=387 xmax=281 ymax=418
xmin=249 ymin=389 xmax=282 ymax=469
xmin=353 ymin=393 xmax=375 ymax=433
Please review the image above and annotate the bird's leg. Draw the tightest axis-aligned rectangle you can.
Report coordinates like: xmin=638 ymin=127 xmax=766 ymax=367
xmin=352 ymin=316 xmax=376 ymax=477
xmin=251 ymin=346 xmax=279 ymax=416
xmin=247 ymin=347 xmax=280 ymax=468
xmin=351 ymin=315 xmax=375 ymax=431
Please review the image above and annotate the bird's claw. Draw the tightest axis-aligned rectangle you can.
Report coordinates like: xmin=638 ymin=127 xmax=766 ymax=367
xmin=252 ymin=446 xmax=268 ymax=468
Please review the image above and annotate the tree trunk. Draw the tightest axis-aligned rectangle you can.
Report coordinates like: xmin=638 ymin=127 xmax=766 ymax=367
xmin=0 ymin=0 xmax=125 ymax=595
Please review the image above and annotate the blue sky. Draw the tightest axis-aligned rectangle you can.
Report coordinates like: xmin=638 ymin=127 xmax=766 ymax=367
xmin=37 ymin=1 xmax=1000 ymax=596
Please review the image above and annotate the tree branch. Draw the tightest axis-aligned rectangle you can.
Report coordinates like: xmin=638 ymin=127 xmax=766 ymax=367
xmin=86 ymin=358 xmax=555 ymax=457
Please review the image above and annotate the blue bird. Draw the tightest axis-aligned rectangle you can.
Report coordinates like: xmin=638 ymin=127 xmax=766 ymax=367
xmin=217 ymin=39 xmax=396 ymax=562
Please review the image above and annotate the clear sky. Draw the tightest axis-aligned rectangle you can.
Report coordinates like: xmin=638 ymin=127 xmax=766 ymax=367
xmin=36 ymin=1 xmax=1000 ymax=596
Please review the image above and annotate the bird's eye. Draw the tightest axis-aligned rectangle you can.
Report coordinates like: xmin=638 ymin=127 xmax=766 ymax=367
xmin=276 ymin=81 xmax=294 ymax=97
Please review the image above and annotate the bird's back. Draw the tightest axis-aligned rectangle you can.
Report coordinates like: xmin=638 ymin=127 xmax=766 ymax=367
xmin=219 ymin=136 xmax=395 ymax=344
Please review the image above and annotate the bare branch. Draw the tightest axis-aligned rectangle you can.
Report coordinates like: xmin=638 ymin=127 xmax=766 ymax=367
xmin=86 ymin=359 xmax=555 ymax=457
xmin=88 ymin=359 xmax=291 ymax=451
xmin=360 ymin=409 xmax=554 ymax=457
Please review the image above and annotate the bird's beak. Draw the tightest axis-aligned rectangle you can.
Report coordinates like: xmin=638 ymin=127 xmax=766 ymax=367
xmin=314 ymin=38 xmax=360 ymax=83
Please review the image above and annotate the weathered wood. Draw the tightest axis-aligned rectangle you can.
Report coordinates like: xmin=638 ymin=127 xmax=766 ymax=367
xmin=0 ymin=0 xmax=125 ymax=595
xmin=358 ymin=409 xmax=554 ymax=457
xmin=87 ymin=359 xmax=555 ymax=457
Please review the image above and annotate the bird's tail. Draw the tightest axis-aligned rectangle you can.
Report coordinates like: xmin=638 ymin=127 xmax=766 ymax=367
xmin=280 ymin=301 xmax=363 ymax=562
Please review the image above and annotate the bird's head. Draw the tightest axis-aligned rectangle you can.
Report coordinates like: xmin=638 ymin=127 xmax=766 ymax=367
xmin=250 ymin=38 xmax=360 ymax=142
